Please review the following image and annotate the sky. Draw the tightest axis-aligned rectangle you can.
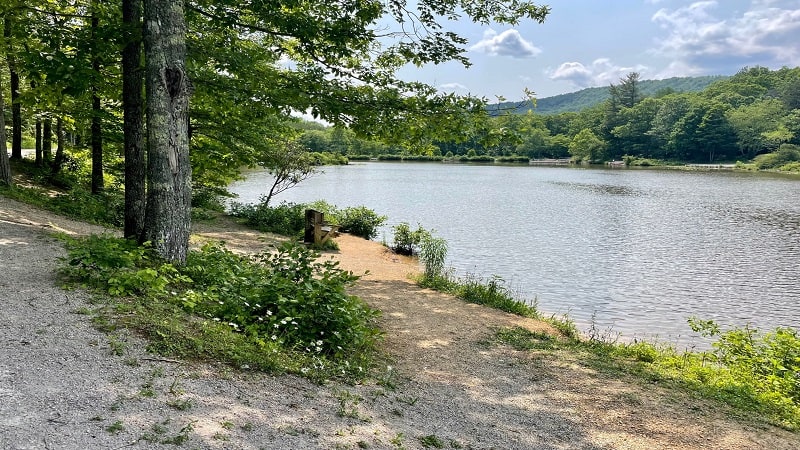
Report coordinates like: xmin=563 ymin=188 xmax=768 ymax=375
xmin=394 ymin=0 xmax=800 ymax=100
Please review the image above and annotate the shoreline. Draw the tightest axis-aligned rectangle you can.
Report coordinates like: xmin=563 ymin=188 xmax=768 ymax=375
xmin=1 ymin=194 xmax=798 ymax=449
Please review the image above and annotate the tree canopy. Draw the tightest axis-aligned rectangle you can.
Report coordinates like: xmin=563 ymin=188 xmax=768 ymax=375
xmin=1 ymin=0 xmax=551 ymax=261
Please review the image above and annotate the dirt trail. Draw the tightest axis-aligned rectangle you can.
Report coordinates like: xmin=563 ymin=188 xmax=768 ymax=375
xmin=1 ymin=195 xmax=797 ymax=449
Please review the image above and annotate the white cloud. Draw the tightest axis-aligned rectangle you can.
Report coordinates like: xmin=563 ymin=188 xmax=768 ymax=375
xmin=651 ymin=1 xmax=800 ymax=73
xmin=469 ymin=29 xmax=542 ymax=58
xmin=548 ymin=59 xmax=648 ymax=88
xmin=438 ymin=82 xmax=468 ymax=93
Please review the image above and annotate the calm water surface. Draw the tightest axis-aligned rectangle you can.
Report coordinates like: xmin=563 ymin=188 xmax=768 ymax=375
xmin=230 ymin=162 xmax=800 ymax=346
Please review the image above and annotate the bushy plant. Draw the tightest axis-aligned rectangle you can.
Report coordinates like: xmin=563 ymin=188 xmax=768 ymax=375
xmin=60 ymin=236 xmax=382 ymax=379
xmin=184 ymin=242 xmax=380 ymax=357
xmin=753 ymin=144 xmax=800 ymax=170
xmin=50 ymin=189 xmax=125 ymax=227
xmin=229 ymin=200 xmax=306 ymax=236
xmin=60 ymin=235 xmax=189 ymax=297
xmin=337 ymin=206 xmax=387 ymax=239
xmin=391 ymin=222 xmax=426 ymax=255
xmin=419 ymin=233 xmax=447 ymax=278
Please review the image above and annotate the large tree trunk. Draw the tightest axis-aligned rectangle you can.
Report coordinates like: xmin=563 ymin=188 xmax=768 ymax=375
xmin=142 ymin=0 xmax=192 ymax=264
xmin=0 ymin=76 xmax=11 ymax=186
xmin=90 ymin=5 xmax=104 ymax=194
xmin=122 ymin=0 xmax=146 ymax=239
xmin=4 ymin=15 xmax=22 ymax=160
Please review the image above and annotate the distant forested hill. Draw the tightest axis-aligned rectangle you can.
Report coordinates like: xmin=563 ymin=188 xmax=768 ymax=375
xmin=489 ymin=75 xmax=727 ymax=115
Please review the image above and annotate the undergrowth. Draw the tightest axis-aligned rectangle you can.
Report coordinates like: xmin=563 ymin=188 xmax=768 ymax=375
xmin=229 ymin=199 xmax=387 ymax=241
xmin=59 ymin=235 xmax=381 ymax=382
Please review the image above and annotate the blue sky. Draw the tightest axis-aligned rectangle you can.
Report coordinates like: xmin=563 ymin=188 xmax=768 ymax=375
xmin=395 ymin=0 xmax=800 ymax=100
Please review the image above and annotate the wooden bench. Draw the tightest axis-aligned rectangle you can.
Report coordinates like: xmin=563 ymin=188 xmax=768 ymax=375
xmin=304 ymin=209 xmax=340 ymax=245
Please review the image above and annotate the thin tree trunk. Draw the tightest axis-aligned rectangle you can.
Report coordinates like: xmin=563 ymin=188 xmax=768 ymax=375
xmin=4 ymin=15 xmax=22 ymax=160
xmin=35 ymin=119 xmax=41 ymax=164
xmin=51 ymin=118 xmax=65 ymax=176
xmin=42 ymin=118 xmax=52 ymax=161
xmin=142 ymin=0 xmax=192 ymax=263
xmin=90 ymin=5 xmax=104 ymax=194
xmin=32 ymin=80 xmax=42 ymax=165
xmin=0 ymin=76 xmax=11 ymax=186
xmin=122 ymin=0 xmax=146 ymax=239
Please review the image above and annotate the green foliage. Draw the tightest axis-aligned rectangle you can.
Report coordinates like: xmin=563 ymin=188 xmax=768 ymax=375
xmin=183 ymin=242 xmax=380 ymax=358
xmin=59 ymin=236 xmax=381 ymax=380
xmin=752 ymin=144 xmax=800 ymax=170
xmin=337 ymin=206 xmax=387 ymax=240
xmin=622 ymin=155 xmax=663 ymax=167
xmin=490 ymin=75 xmax=726 ymax=115
xmin=456 ymin=276 xmax=539 ymax=318
xmin=495 ymin=155 xmax=530 ymax=163
xmin=391 ymin=222 xmax=426 ymax=255
xmin=418 ymin=434 xmax=445 ymax=448
xmin=60 ymin=235 xmax=181 ymax=295
xmin=418 ymin=233 xmax=447 ymax=279
xmin=308 ymin=152 xmax=349 ymax=166
xmin=229 ymin=201 xmax=307 ymax=237
xmin=0 ymin=179 xmax=124 ymax=229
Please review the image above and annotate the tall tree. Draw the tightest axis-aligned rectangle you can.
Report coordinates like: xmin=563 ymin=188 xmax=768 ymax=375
xmin=0 ymin=74 xmax=11 ymax=186
xmin=142 ymin=0 xmax=192 ymax=263
xmin=3 ymin=14 xmax=21 ymax=160
xmin=122 ymin=0 xmax=145 ymax=239
xmin=90 ymin=0 xmax=103 ymax=193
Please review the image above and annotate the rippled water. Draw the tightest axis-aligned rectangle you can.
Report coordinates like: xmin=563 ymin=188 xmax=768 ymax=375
xmin=230 ymin=163 xmax=800 ymax=346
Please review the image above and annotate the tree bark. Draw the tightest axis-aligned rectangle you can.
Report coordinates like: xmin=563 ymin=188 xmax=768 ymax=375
xmin=42 ymin=118 xmax=52 ymax=162
xmin=0 ymin=75 xmax=11 ymax=186
xmin=122 ymin=0 xmax=146 ymax=239
xmin=51 ymin=118 xmax=65 ymax=176
xmin=142 ymin=0 xmax=192 ymax=264
xmin=4 ymin=15 xmax=22 ymax=160
xmin=90 ymin=5 xmax=104 ymax=194
xmin=31 ymin=81 xmax=43 ymax=165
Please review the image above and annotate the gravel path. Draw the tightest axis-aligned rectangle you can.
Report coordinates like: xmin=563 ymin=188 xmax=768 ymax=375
xmin=1 ymin=195 xmax=798 ymax=449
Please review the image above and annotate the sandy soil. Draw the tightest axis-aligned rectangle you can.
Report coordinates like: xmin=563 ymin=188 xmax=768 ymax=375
xmin=1 ymin=194 xmax=798 ymax=449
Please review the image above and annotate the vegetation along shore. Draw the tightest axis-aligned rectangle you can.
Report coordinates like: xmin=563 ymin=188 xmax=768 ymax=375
xmin=2 ymin=0 xmax=799 ymax=447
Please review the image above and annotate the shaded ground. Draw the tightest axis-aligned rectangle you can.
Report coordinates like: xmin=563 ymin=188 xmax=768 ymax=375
xmin=0 ymin=195 xmax=797 ymax=449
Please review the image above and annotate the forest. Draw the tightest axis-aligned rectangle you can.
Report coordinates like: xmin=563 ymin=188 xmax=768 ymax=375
xmin=0 ymin=0 xmax=549 ymax=262
xmin=300 ymin=68 xmax=800 ymax=168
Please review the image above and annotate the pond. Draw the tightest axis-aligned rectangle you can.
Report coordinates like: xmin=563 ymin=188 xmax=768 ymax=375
xmin=230 ymin=162 xmax=800 ymax=347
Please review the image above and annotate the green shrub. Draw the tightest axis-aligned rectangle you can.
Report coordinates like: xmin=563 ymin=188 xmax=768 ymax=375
xmin=778 ymin=161 xmax=800 ymax=172
xmin=60 ymin=235 xmax=189 ymax=297
xmin=753 ymin=144 xmax=800 ymax=170
xmin=337 ymin=206 xmax=387 ymax=239
xmin=184 ymin=242 xmax=380 ymax=358
xmin=309 ymin=152 xmax=348 ymax=166
xmin=49 ymin=189 xmax=125 ymax=227
xmin=391 ymin=222 xmax=426 ymax=255
xmin=192 ymin=185 xmax=230 ymax=212
xmin=419 ymin=233 xmax=447 ymax=279
xmin=60 ymin=236 xmax=382 ymax=379
xmin=229 ymin=200 xmax=306 ymax=237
